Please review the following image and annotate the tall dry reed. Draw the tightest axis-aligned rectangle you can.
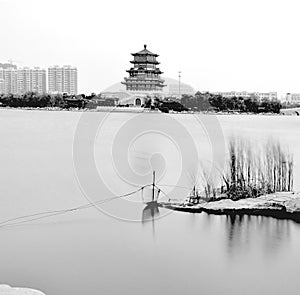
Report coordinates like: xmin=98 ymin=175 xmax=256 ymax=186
xmin=199 ymin=137 xmax=293 ymax=201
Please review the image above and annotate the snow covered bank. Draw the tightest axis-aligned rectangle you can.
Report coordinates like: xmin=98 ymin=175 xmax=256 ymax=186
xmin=160 ymin=192 xmax=300 ymax=221
xmin=0 ymin=285 xmax=46 ymax=295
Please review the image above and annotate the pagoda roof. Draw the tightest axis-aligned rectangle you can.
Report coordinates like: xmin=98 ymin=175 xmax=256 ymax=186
xmin=130 ymin=60 xmax=159 ymax=65
xmin=126 ymin=68 xmax=163 ymax=74
xmin=131 ymin=45 xmax=158 ymax=57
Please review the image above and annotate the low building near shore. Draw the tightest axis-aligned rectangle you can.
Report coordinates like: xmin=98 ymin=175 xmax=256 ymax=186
xmin=212 ymin=91 xmax=277 ymax=101
xmin=285 ymin=93 xmax=300 ymax=104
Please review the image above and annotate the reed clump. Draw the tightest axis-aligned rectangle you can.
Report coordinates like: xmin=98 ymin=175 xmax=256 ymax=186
xmin=202 ymin=137 xmax=293 ymax=201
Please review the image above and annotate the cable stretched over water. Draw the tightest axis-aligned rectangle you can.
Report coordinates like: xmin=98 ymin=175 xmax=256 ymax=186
xmin=155 ymin=185 xmax=173 ymax=201
xmin=0 ymin=184 xmax=152 ymax=229
xmin=156 ymin=184 xmax=191 ymax=190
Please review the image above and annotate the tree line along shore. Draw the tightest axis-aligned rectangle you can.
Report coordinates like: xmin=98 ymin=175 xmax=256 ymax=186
xmin=0 ymin=91 xmax=289 ymax=114
xmin=181 ymin=92 xmax=282 ymax=113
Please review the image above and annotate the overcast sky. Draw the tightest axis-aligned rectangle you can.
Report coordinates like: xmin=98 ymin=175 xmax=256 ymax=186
xmin=1 ymin=0 xmax=300 ymax=97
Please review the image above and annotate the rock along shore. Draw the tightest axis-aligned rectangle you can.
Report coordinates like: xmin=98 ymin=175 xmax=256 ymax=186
xmin=159 ymin=192 xmax=300 ymax=222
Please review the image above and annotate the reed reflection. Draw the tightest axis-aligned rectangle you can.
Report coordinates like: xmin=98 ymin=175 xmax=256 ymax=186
xmin=223 ymin=214 xmax=291 ymax=256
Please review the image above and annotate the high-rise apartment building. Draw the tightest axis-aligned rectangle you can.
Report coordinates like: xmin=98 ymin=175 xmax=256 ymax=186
xmin=0 ymin=68 xmax=18 ymax=94
xmin=0 ymin=67 xmax=46 ymax=94
xmin=18 ymin=67 xmax=46 ymax=94
xmin=48 ymin=65 xmax=77 ymax=95
xmin=32 ymin=67 xmax=47 ymax=93
xmin=0 ymin=78 xmax=4 ymax=94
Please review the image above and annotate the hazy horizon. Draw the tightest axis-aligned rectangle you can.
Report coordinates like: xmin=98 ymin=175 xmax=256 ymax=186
xmin=1 ymin=0 xmax=300 ymax=97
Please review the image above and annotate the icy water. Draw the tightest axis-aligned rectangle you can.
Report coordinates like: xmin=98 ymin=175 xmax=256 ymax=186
xmin=1 ymin=109 xmax=300 ymax=295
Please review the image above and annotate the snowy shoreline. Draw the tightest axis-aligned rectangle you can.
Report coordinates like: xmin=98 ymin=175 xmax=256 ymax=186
xmin=0 ymin=285 xmax=45 ymax=295
xmin=159 ymin=192 xmax=300 ymax=222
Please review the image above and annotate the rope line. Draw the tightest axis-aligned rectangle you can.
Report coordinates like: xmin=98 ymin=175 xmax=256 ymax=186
xmin=0 ymin=182 xmax=187 ymax=229
xmin=0 ymin=184 xmax=152 ymax=229
xmin=156 ymin=184 xmax=191 ymax=190
xmin=154 ymin=185 xmax=172 ymax=201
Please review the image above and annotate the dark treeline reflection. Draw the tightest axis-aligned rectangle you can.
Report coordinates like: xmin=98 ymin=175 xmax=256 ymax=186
xmin=223 ymin=214 xmax=291 ymax=255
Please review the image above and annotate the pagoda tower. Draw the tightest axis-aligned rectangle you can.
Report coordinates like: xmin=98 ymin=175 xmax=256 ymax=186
xmin=122 ymin=45 xmax=166 ymax=94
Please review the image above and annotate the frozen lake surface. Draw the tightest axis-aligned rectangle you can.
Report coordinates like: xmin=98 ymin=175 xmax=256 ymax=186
xmin=1 ymin=109 xmax=300 ymax=295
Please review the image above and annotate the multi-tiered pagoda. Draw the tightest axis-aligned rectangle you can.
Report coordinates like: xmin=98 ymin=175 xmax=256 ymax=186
xmin=122 ymin=45 xmax=166 ymax=94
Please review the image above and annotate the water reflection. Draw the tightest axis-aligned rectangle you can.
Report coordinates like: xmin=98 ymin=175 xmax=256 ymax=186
xmin=223 ymin=214 xmax=291 ymax=256
xmin=142 ymin=201 xmax=160 ymax=237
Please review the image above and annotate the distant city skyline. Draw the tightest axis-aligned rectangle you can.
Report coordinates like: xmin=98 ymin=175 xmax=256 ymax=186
xmin=2 ymin=61 xmax=297 ymax=101
xmin=0 ymin=64 xmax=77 ymax=95
xmin=0 ymin=59 xmax=288 ymax=99
xmin=1 ymin=60 xmax=299 ymax=102
xmin=1 ymin=0 xmax=300 ymax=97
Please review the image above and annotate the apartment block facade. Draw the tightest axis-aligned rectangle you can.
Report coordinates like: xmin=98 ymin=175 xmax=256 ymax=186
xmin=0 ymin=67 xmax=46 ymax=94
xmin=0 ymin=68 xmax=17 ymax=94
xmin=48 ymin=65 xmax=77 ymax=95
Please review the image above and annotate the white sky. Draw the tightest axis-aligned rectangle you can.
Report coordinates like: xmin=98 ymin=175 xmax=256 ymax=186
xmin=1 ymin=0 xmax=300 ymax=97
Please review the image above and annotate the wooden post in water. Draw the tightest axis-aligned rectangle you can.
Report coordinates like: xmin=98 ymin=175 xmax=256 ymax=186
xmin=152 ymin=171 xmax=156 ymax=202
